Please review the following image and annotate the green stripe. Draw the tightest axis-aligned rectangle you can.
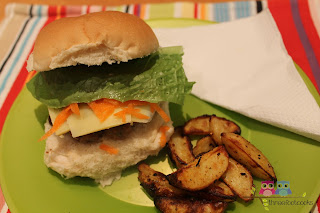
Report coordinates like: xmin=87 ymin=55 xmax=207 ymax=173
xmin=148 ymin=3 xmax=175 ymax=19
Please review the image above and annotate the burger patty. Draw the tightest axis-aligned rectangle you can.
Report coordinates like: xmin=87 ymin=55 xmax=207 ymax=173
xmin=74 ymin=123 xmax=136 ymax=143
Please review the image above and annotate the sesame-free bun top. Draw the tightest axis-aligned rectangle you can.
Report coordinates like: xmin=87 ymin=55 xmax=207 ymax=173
xmin=27 ymin=11 xmax=159 ymax=72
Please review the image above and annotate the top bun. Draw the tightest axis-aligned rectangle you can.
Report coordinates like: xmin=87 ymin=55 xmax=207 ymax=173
xmin=27 ymin=11 xmax=159 ymax=72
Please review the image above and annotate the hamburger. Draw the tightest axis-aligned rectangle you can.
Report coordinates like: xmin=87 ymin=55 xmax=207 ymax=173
xmin=26 ymin=11 xmax=193 ymax=186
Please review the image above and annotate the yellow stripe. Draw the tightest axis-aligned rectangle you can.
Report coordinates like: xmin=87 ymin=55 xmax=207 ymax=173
xmin=181 ymin=2 xmax=194 ymax=18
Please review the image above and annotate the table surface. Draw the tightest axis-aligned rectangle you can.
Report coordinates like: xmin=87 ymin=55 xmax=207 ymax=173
xmin=0 ymin=0 xmax=243 ymax=21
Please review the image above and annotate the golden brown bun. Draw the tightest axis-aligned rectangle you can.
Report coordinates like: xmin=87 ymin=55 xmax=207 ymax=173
xmin=27 ymin=11 xmax=159 ymax=72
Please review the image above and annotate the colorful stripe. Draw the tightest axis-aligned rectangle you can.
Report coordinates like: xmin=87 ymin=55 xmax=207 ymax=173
xmin=199 ymin=3 xmax=207 ymax=20
xmin=0 ymin=6 xmax=32 ymax=73
xmin=214 ymin=3 xmax=230 ymax=22
xmin=133 ymin=4 xmax=140 ymax=16
xmin=291 ymin=0 xmax=320 ymax=90
xmin=235 ymin=1 xmax=250 ymax=18
xmin=268 ymin=0 xmax=320 ymax=93
xmin=181 ymin=2 xmax=194 ymax=19
xmin=298 ymin=0 xmax=320 ymax=88
xmin=0 ymin=6 xmax=41 ymax=94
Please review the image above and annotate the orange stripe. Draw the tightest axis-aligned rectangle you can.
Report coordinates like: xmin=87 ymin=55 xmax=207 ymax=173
xmin=23 ymin=70 xmax=36 ymax=85
xmin=140 ymin=4 xmax=146 ymax=19
xmin=200 ymin=3 xmax=207 ymax=20
xmin=56 ymin=6 xmax=61 ymax=19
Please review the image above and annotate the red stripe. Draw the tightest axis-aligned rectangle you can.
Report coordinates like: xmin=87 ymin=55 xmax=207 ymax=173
xmin=0 ymin=7 xmax=57 ymax=133
xmin=60 ymin=5 xmax=67 ymax=17
xmin=0 ymin=187 xmax=5 ymax=212
xmin=317 ymin=196 xmax=320 ymax=212
xmin=133 ymin=4 xmax=140 ymax=16
xmin=268 ymin=0 xmax=319 ymax=93
xmin=194 ymin=3 xmax=198 ymax=19
xmin=48 ymin=5 xmax=57 ymax=16
xmin=101 ymin=6 xmax=106 ymax=11
xmin=86 ymin=6 xmax=90 ymax=14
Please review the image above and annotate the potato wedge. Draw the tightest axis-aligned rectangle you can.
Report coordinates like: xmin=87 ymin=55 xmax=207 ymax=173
xmin=168 ymin=146 xmax=229 ymax=191
xmin=167 ymin=127 xmax=195 ymax=168
xmin=183 ymin=115 xmax=211 ymax=135
xmin=221 ymin=133 xmax=276 ymax=181
xmin=138 ymin=163 xmax=234 ymax=202
xmin=210 ymin=115 xmax=241 ymax=145
xmin=138 ymin=163 xmax=186 ymax=198
xmin=154 ymin=197 xmax=228 ymax=213
xmin=193 ymin=136 xmax=216 ymax=157
xmin=200 ymin=181 xmax=237 ymax=202
xmin=221 ymin=158 xmax=253 ymax=202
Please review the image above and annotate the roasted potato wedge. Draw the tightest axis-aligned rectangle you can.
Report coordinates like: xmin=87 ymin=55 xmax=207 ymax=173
xmin=221 ymin=133 xmax=276 ymax=181
xmin=154 ymin=197 xmax=228 ymax=213
xmin=200 ymin=180 xmax=237 ymax=202
xmin=167 ymin=127 xmax=195 ymax=168
xmin=193 ymin=136 xmax=216 ymax=157
xmin=210 ymin=115 xmax=241 ymax=145
xmin=138 ymin=163 xmax=186 ymax=198
xmin=138 ymin=163 xmax=234 ymax=202
xmin=183 ymin=115 xmax=211 ymax=135
xmin=221 ymin=158 xmax=253 ymax=202
xmin=168 ymin=146 xmax=229 ymax=191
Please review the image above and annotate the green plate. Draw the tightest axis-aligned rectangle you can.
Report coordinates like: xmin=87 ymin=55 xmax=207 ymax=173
xmin=1 ymin=19 xmax=320 ymax=213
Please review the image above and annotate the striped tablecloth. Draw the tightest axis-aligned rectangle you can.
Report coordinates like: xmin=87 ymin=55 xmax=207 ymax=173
xmin=0 ymin=1 xmax=319 ymax=212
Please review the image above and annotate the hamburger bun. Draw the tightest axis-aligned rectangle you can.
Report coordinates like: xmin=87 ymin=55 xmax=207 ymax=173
xmin=27 ymin=11 xmax=159 ymax=72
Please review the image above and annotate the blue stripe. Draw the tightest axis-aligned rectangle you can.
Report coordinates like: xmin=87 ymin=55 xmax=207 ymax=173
xmin=0 ymin=5 xmax=42 ymax=94
xmin=235 ymin=2 xmax=250 ymax=19
xmin=214 ymin=3 xmax=229 ymax=22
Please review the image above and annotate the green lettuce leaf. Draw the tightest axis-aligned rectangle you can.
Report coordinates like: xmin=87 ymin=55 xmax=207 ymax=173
xmin=26 ymin=46 xmax=194 ymax=108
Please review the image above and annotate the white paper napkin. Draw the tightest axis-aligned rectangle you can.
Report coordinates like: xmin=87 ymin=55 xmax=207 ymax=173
xmin=153 ymin=9 xmax=320 ymax=142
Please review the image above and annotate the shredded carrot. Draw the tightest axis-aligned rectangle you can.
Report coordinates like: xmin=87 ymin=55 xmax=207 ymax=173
xmin=114 ymin=103 xmax=150 ymax=122
xmin=70 ymin=103 xmax=80 ymax=116
xmin=149 ymin=103 xmax=171 ymax=123
xmin=159 ymin=125 xmax=170 ymax=147
xmin=126 ymin=103 xmax=150 ymax=120
xmin=39 ymin=106 xmax=73 ymax=141
xmin=88 ymin=99 xmax=119 ymax=122
xmin=113 ymin=109 xmax=128 ymax=122
xmin=99 ymin=144 xmax=119 ymax=154
xmin=87 ymin=99 xmax=169 ymax=123
xmin=102 ymin=99 xmax=122 ymax=106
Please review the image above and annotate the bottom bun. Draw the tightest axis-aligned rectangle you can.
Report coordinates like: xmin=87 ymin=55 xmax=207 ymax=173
xmin=44 ymin=102 xmax=174 ymax=186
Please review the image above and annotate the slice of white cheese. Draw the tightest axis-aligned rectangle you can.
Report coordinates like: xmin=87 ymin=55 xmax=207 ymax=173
xmin=67 ymin=105 xmax=131 ymax=137
xmin=48 ymin=103 xmax=155 ymax=138
xmin=48 ymin=108 xmax=70 ymax=135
